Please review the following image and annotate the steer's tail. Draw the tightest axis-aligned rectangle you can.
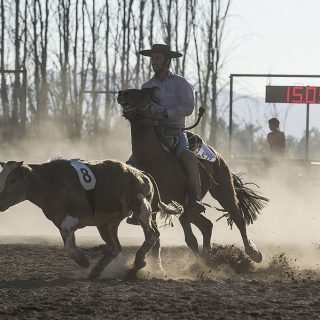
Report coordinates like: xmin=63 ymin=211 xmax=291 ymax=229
xmin=143 ymin=172 xmax=183 ymax=221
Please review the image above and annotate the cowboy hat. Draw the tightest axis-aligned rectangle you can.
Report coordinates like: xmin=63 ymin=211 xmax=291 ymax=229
xmin=139 ymin=44 xmax=182 ymax=58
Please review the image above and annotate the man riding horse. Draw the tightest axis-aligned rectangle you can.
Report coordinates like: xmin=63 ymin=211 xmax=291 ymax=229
xmin=127 ymin=44 xmax=205 ymax=225
xmin=120 ymin=45 xmax=268 ymax=264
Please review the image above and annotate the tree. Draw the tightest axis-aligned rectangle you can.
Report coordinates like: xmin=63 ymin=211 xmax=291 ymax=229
xmin=192 ymin=0 xmax=232 ymax=144
xmin=1 ymin=0 xmax=9 ymax=122
xmin=0 ymin=0 xmax=235 ymax=143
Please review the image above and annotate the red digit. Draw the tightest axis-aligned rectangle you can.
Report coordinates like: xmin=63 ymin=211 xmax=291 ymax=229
xmin=306 ymin=86 xmax=316 ymax=104
xmin=286 ymin=86 xmax=291 ymax=103
xmin=292 ymin=86 xmax=303 ymax=103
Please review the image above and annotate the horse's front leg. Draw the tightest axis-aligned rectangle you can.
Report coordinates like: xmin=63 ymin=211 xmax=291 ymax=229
xmin=60 ymin=215 xmax=90 ymax=268
xmin=128 ymin=195 xmax=160 ymax=278
xmin=211 ymin=188 xmax=262 ymax=263
xmin=189 ymin=212 xmax=213 ymax=259
xmin=150 ymin=214 xmax=164 ymax=273
xmin=230 ymin=209 xmax=262 ymax=263
xmin=179 ymin=209 xmax=201 ymax=259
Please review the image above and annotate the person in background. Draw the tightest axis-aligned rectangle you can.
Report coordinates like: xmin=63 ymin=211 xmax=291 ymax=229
xmin=267 ymin=118 xmax=286 ymax=160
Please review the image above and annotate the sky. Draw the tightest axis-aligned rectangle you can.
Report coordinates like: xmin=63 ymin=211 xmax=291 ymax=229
xmin=224 ymin=0 xmax=320 ymax=77
xmin=220 ymin=0 xmax=320 ymax=140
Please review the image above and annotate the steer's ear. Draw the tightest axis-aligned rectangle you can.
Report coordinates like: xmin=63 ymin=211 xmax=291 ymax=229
xmin=17 ymin=161 xmax=24 ymax=167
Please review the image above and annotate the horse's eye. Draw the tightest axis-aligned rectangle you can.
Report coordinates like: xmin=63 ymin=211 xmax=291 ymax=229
xmin=10 ymin=178 xmax=17 ymax=185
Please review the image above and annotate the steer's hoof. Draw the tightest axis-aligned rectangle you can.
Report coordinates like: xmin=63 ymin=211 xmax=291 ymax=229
xmin=245 ymin=241 xmax=263 ymax=263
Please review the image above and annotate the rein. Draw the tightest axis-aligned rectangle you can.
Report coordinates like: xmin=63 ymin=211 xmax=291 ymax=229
xmin=140 ymin=94 xmax=206 ymax=130
xmin=122 ymin=90 xmax=205 ymax=131
xmin=123 ymin=100 xmax=154 ymax=119
xmin=182 ymin=107 xmax=205 ymax=130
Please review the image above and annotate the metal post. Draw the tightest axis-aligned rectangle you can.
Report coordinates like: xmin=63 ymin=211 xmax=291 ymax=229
xmin=229 ymin=75 xmax=233 ymax=157
xmin=195 ymin=91 xmax=199 ymax=127
xmin=195 ymin=91 xmax=198 ymax=111
xmin=21 ymin=68 xmax=27 ymax=138
xmin=306 ymin=103 xmax=310 ymax=160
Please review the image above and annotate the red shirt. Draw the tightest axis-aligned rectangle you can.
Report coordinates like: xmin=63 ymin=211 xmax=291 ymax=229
xmin=267 ymin=130 xmax=286 ymax=158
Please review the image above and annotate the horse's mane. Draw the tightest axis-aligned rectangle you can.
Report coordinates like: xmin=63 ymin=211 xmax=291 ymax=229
xmin=48 ymin=156 xmax=64 ymax=162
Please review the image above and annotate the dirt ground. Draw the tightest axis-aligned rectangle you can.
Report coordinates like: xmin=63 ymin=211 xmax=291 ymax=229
xmin=0 ymin=240 xmax=319 ymax=320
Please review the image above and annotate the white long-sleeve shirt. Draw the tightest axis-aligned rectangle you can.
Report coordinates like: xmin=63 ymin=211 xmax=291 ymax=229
xmin=141 ymin=71 xmax=195 ymax=133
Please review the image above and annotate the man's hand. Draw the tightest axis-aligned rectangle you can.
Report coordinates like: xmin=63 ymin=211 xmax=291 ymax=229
xmin=147 ymin=104 xmax=167 ymax=120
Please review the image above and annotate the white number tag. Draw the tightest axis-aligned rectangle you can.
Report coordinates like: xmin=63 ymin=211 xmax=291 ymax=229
xmin=69 ymin=159 xmax=96 ymax=190
xmin=196 ymin=143 xmax=217 ymax=162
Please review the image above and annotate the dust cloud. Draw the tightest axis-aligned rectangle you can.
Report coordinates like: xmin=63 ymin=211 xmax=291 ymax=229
xmin=227 ymin=159 xmax=320 ymax=269
xmin=0 ymin=120 xmax=320 ymax=271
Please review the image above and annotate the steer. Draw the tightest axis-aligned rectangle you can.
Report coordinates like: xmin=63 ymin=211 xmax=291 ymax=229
xmin=0 ymin=159 xmax=182 ymax=279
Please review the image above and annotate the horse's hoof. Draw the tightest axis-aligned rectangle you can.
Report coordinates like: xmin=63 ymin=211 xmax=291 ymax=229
xmin=249 ymin=250 xmax=263 ymax=263
xmin=200 ymin=255 xmax=211 ymax=267
xmin=201 ymin=247 xmax=211 ymax=265
xmin=134 ymin=259 xmax=146 ymax=270
xmin=202 ymin=247 xmax=211 ymax=257
xmin=89 ymin=268 xmax=101 ymax=280
xmin=245 ymin=242 xmax=263 ymax=263
xmin=126 ymin=268 xmax=138 ymax=280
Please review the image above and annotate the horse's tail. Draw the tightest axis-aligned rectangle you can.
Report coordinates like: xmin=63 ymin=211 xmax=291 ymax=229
xmin=205 ymin=149 xmax=268 ymax=227
xmin=143 ymin=172 xmax=183 ymax=221
xmin=232 ymin=173 xmax=269 ymax=225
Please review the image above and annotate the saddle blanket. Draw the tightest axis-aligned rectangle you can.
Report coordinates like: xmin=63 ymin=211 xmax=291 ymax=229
xmin=195 ymin=142 xmax=217 ymax=162
xmin=186 ymin=131 xmax=217 ymax=162
xmin=69 ymin=159 xmax=96 ymax=190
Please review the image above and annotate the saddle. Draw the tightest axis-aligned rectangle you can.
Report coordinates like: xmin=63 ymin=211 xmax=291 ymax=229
xmin=186 ymin=131 xmax=203 ymax=153
xmin=157 ymin=129 xmax=217 ymax=162
xmin=187 ymin=131 xmax=217 ymax=162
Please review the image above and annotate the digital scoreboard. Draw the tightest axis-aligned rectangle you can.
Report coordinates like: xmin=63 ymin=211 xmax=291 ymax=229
xmin=265 ymin=85 xmax=320 ymax=104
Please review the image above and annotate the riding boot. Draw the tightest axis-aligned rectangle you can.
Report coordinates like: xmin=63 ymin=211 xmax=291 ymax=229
xmin=179 ymin=150 xmax=205 ymax=214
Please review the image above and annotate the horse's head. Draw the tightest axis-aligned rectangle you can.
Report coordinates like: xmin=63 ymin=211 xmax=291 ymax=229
xmin=0 ymin=161 xmax=27 ymax=212
xmin=117 ymin=87 xmax=159 ymax=119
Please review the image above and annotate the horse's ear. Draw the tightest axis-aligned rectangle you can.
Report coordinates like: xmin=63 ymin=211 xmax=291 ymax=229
xmin=0 ymin=161 xmax=5 ymax=168
xmin=7 ymin=160 xmax=23 ymax=167
xmin=142 ymin=86 xmax=159 ymax=99
xmin=17 ymin=161 xmax=24 ymax=167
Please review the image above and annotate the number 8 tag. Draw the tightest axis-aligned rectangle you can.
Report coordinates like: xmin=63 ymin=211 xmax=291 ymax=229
xmin=69 ymin=159 xmax=96 ymax=190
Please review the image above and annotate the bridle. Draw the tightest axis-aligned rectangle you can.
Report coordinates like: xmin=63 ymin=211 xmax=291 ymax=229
xmin=119 ymin=90 xmax=155 ymax=120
